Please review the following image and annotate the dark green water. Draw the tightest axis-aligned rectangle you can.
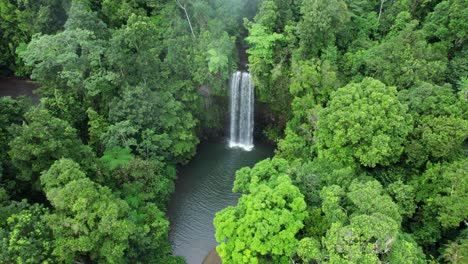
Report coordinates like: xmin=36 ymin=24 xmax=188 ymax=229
xmin=0 ymin=78 xmax=39 ymax=102
xmin=167 ymin=141 xmax=273 ymax=264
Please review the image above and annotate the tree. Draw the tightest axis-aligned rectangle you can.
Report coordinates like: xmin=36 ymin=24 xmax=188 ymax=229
xmin=175 ymin=0 xmax=196 ymax=38
xmin=296 ymin=0 xmax=350 ymax=58
xmin=103 ymin=15 xmax=200 ymax=164
xmin=41 ymin=159 xmax=135 ymax=263
xmin=0 ymin=203 xmax=55 ymax=264
xmin=412 ymin=159 xmax=468 ymax=245
xmin=316 ymin=78 xmax=412 ymax=167
xmin=108 ymin=84 xmax=199 ymax=163
xmin=215 ymin=158 xmax=307 ymax=263
xmin=124 ymin=202 xmax=176 ymax=263
xmin=113 ymin=158 xmax=176 ymax=208
xmin=0 ymin=0 xmax=66 ymax=75
xmin=336 ymin=0 xmax=378 ymax=52
xmin=398 ymin=82 xmax=464 ymax=118
xmin=441 ymin=230 xmax=468 ymax=264
xmin=86 ymin=107 xmax=109 ymax=155
xmin=65 ymin=0 xmax=109 ymax=39
xmin=288 ymin=158 xmax=357 ymax=205
xmin=0 ymin=96 xmax=30 ymax=182
xmin=99 ymin=0 xmax=149 ymax=27
xmin=137 ymin=129 xmax=172 ymax=161
xmin=39 ymin=154 xmax=178 ymax=263
xmin=106 ymin=14 xmax=166 ymax=88
xmin=244 ymin=16 xmax=292 ymax=128
xmin=383 ymin=233 xmax=426 ymax=264
xmin=297 ymin=237 xmax=322 ymax=263
xmin=21 ymin=25 xmax=108 ymax=127
xmin=205 ymin=31 xmax=234 ymax=76
xmin=100 ymin=154 xmax=179 ymax=261
xmin=307 ymin=180 xmax=425 ymax=263
xmin=399 ymin=82 xmax=467 ymax=166
xmin=387 ymin=180 xmax=417 ymax=219
xmin=359 ymin=17 xmax=447 ymax=88
xmin=289 ymin=59 xmax=339 ymax=104
xmin=404 ymin=115 xmax=468 ymax=167
xmin=254 ymin=0 xmax=279 ymax=30
xmin=9 ymin=107 xmax=95 ymax=190
xmin=101 ymin=120 xmax=138 ymax=150
xmin=99 ymin=146 xmax=134 ymax=177
xmin=447 ymin=47 xmax=468 ymax=86
xmin=323 ymin=214 xmax=399 ymax=263
xmin=277 ymin=59 xmax=340 ymax=161
xmin=245 ymin=23 xmax=284 ymax=83
xmin=423 ymin=0 xmax=467 ymax=51
xmin=22 ymin=28 xmax=105 ymax=91
xmin=19 ymin=1 xmax=115 ymax=127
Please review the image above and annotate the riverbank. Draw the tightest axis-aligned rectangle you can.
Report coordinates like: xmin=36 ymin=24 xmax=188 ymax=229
xmin=202 ymin=248 xmax=222 ymax=264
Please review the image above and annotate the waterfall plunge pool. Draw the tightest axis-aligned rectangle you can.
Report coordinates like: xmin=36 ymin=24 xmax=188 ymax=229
xmin=167 ymin=141 xmax=273 ymax=264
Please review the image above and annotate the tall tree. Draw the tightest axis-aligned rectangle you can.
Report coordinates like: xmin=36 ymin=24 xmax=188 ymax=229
xmin=9 ymin=108 xmax=95 ymax=190
xmin=0 ymin=0 xmax=66 ymax=75
xmin=41 ymin=159 xmax=135 ymax=263
xmin=215 ymin=158 xmax=307 ymax=263
xmin=412 ymin=159 xmax=468 ymax=245
xmin=296 ymin=0 xmax=350 ymax=58
xmin=316 ymin=78 xmax=412 ymax=167
xmin=0 ymin=203 xmax=55 ymax=263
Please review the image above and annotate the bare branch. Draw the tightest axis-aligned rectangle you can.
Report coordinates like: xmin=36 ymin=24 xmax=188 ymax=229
xmin=378 ymin=0 xmax=386 ymax=23
xmin=175 ymin=0 xmax=195 ymax=39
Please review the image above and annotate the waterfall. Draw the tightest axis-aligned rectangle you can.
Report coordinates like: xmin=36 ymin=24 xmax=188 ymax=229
xmin=229 ymin=71 xmax=254 ymax=151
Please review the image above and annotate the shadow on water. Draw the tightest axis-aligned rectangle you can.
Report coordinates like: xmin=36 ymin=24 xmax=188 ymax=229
xmin=0 ymin=78 xmax=40 ymax=103
xmin=167 ymin=140 xmax=273 ymax=264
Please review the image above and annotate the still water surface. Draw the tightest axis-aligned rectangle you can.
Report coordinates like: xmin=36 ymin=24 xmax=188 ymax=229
xmin=167 ymin=141 xmax=273 ymax=264
xmin=0 ymin=78 xmax=39 ymax=102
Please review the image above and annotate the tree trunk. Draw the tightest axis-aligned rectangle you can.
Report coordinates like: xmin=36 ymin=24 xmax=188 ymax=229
xmin=175 ymin=0 xmax=195 ymax=39
xmin=378 ymin=0 xmax=386 ymax=23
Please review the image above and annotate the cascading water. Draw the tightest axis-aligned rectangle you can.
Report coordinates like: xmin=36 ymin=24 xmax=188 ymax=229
xmin=228 ymin=71 xmax=254 ymax=151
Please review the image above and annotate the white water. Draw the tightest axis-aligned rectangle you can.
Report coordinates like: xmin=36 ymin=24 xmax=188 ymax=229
xmin=228 ymin=71 xmax=254 ymax=151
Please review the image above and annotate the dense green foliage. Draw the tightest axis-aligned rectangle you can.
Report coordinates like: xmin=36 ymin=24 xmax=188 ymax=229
xmin=215 ymin=158 xmax=307 ymax=263
xmin=215 ymin=0 xmax=467 ymax=263
xmin=0 ymin=0 xmax=251 ymax=262
xmin=316 ymin=78 xmax=413 ymax=167
xmin=0 ymin=0 xmax=66 ymax=76
xmin=1 ymin=0 xmax=467 ymax=263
